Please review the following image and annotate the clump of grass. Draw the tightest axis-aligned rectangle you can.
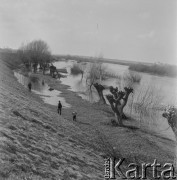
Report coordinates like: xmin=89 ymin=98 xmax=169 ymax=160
xmin=70 ymin=63 xmax=83 ymax=75
xmin=104 ymin=72 xmax=122 ymax=79
xmin=123 ymin=71 xmax=142 ymax=84
xmin=110 ymin=119 xmax=118 ymax=126
xmin=94 ymin=128 xmax=117 ymax=158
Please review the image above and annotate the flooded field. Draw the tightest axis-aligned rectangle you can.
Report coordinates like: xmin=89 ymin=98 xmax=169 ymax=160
xmin=14 ymin=71 xmax=71 ymax=108
xmin=54 ymin=60 xmax=177 ymax=140
xmin=54 ymin=60 xmax=177 ymax=105
xmin=13 ymin=60 xmax=177 ymax=140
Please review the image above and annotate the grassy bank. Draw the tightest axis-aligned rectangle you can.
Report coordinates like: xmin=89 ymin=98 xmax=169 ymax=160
xmin=33 ymin=71 xmax=176 ymax=178
xmin=0 ymin=58 xmax=104 ymax=179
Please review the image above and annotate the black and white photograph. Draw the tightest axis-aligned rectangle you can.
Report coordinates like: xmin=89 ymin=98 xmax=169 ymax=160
xmin=0 ymin=0 xmax=177 ymax=179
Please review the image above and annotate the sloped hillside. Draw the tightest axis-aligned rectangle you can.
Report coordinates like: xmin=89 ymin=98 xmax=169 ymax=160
xmin=0 ymin=58 xmax=104 ymax=179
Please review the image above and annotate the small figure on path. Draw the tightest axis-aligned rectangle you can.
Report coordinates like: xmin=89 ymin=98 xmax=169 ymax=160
xmin=58 ymin=101 xmax=62 ymax=115
xmin=72 ymin=111 xmax=77 ymax=121
xmin=28 ymin=82 xmax=32 ymax=92
xmin=42 ymin=80 xmax=45 ymax=85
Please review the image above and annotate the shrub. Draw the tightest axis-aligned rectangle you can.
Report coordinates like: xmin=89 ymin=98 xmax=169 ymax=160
xmin=116 ymin=71 xmax=141 ymax=90
xmin=104 ymin=72 xmax=122 ymax=79
xmin=123 ymin=71 xmax=142 ymax=84
xmin=70 ymin=63 xmax=83 ymax=75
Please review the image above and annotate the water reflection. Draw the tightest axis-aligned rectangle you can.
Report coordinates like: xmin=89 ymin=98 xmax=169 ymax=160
xmin=14 ymin=71 xmax=71 ymax=108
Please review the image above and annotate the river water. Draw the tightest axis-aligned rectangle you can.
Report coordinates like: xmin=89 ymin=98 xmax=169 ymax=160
xmin=53 ymin=60 xmax=177 ymax=140
xmin=14 ymin=60 xmax=177 ymax=140
xmin=54 ymin=60 xmax=177 ymax=105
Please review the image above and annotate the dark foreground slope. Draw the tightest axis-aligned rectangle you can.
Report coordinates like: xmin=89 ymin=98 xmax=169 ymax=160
xmin=0 ymin=59 xmax=104 ymax=179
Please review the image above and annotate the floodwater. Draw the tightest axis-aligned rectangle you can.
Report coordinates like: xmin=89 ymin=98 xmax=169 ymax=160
xmin=54 ymin=60 xmax=177 ymax=104
xmin=14 ymin=60 xmax=177 ymax=140
xmin=53 ymin=60 xmax=177 ymax=140
xmin=14 ymin=71 xmax=71 ymax=108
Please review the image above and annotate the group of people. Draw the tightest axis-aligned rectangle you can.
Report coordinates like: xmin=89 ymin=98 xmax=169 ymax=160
xmin=58 ymin=101 xmax=77 ymax=121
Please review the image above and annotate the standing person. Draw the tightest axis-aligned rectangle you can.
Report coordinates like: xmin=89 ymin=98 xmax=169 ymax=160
xmin=72 ymin=111 xmax=77 ymax=121
xmin=28 ymin=82 xmax=32 ymax=92
xmin=58 ymin=101 xmax=62 ymax=115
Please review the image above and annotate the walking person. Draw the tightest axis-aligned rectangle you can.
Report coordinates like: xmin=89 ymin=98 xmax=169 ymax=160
xmin=28 ymin=82 xmax=32 ymax=92
xmin=72 ymin=111 xmax=77 ymax=121
xmin=58 ymin=101 xmax=62 ymax=115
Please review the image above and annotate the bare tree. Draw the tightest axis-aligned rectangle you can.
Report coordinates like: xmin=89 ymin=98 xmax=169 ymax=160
xmin=18 ymin=40 xmax=51 ymax=73
xmin=70 ymin=63 xmax=84 ymax=80
xmin=42 ymin=53 xmax=51 ymax=75
xmin=85 ymin=57 xmax=107 ymax=89
xmin=106 ymin=86 xmax=133 ymax=126
xmin=163 ymin=106 xmax=177 ymax=139
xmin=17 ymin=45 xmax=31 ymax=70
xmin=93 ymin=83 xmax=106 ymax=104
xmin=85 ymin=62 xmax=100 ymax=90
xmin=95 ymin=55 xmax=106 ymax=83
xmin=162 ymin=106 xmax=177 ymax=170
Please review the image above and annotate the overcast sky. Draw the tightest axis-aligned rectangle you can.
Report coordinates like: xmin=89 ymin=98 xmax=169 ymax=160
xmin=0 ymin=0 xmax=177 ymax=64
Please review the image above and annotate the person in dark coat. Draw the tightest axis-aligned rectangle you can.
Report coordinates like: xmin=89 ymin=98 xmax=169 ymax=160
xmin=28 ymin=82 xmax=32 ymax=92
xmin=72 ymin=111 xmax=77 ymax=121
xmin=58 ymin=101 xmax=62 ymax=115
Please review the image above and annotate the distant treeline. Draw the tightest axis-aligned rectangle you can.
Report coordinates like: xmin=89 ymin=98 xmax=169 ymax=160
xmin=129 ymin=63 xmax=177 ymax=78
xmin=56 ymin=55 xmax=177 ymax=78
xmin=54 ymin=54 xmax=138 ymax=66
xmin=1 ymin=49 xmax=177 ymax=78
